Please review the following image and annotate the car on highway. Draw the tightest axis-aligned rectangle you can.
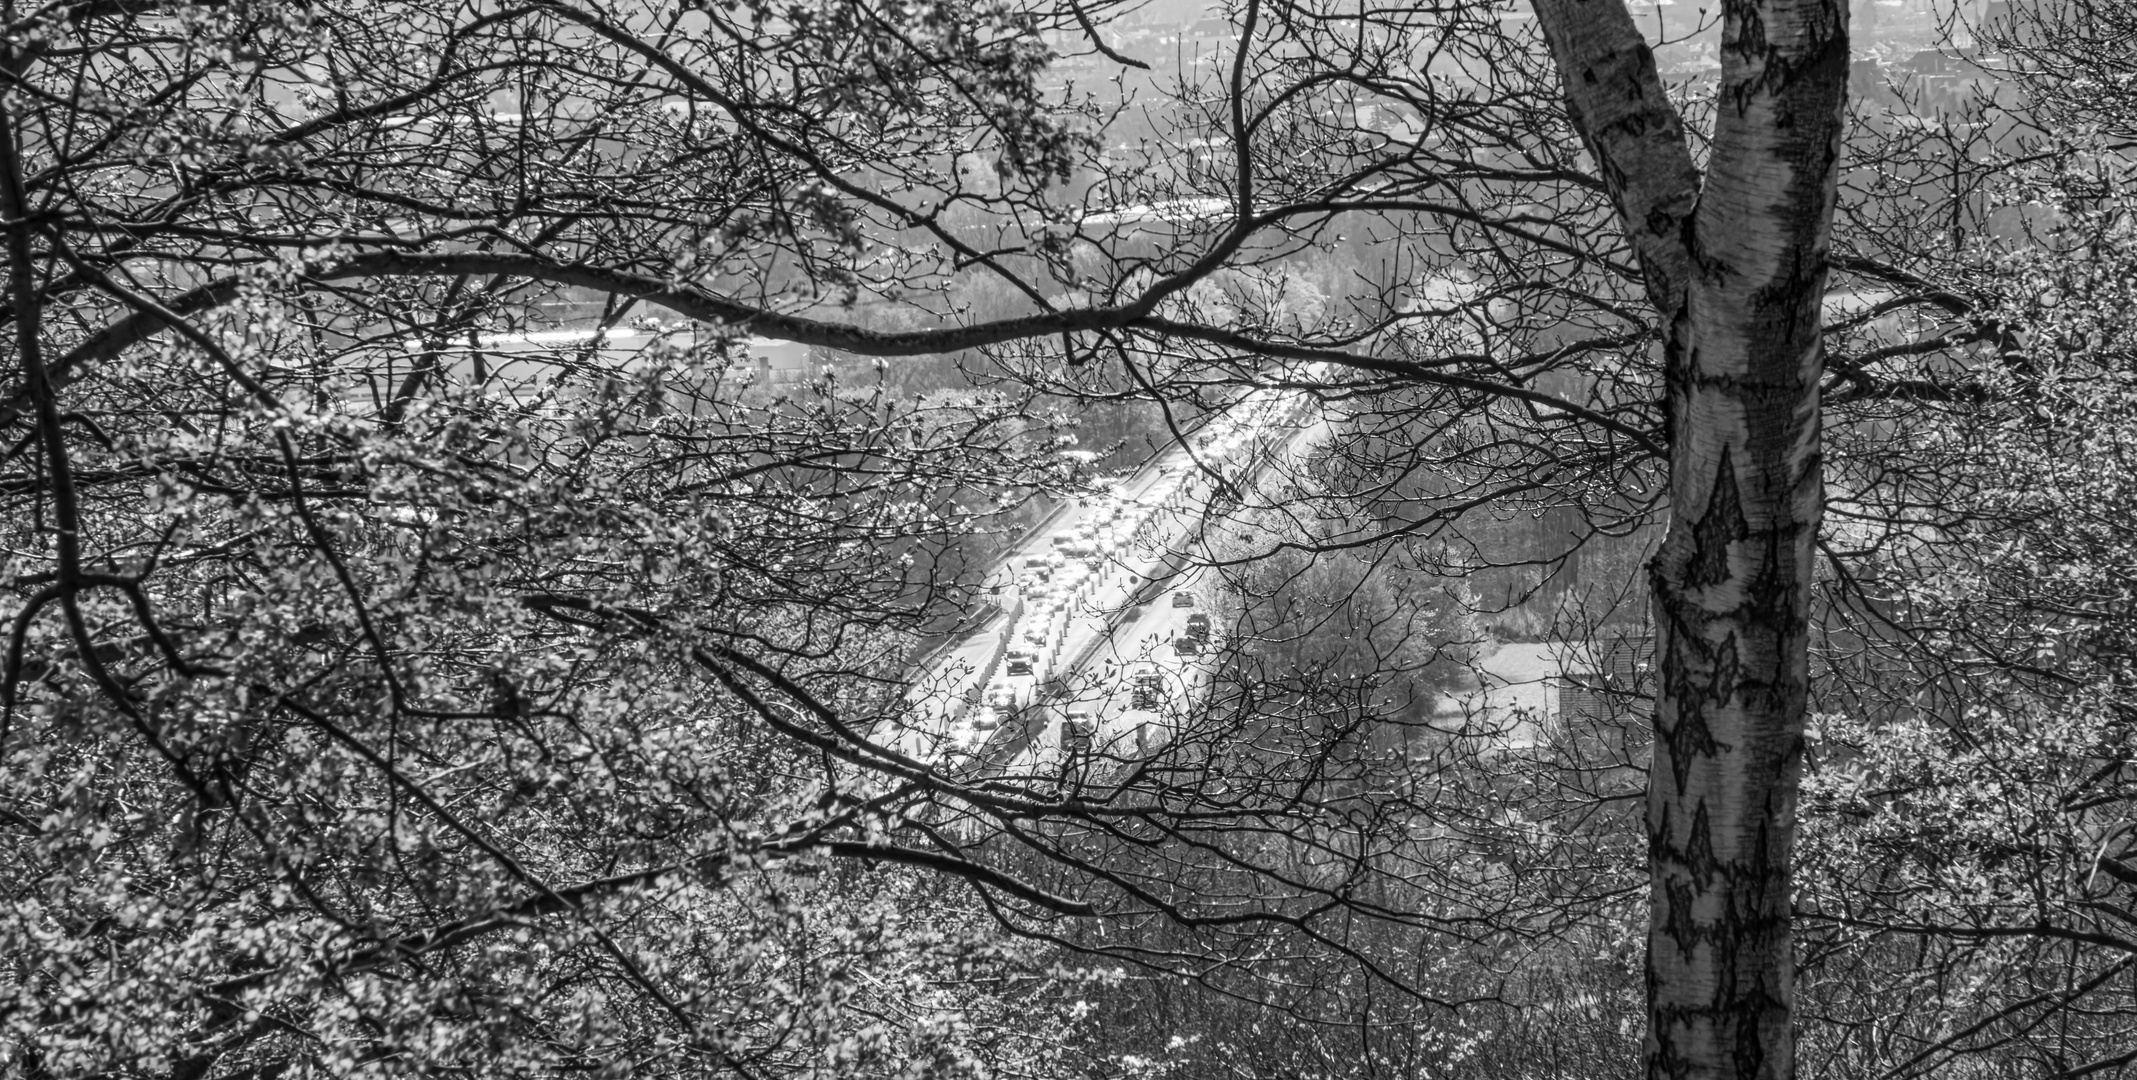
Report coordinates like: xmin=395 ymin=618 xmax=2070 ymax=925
xmin=1005 ymin=652 xmax=1035 ymax=676
xmin=1173 ymin=636 xmax=1202 ymax=658
xmin=1171 ymin=592 xmax=1195 ymax=608
xmin=1062 ymin=711 xmax=1098 ymax=754
xmin=1185 ymin=613 xmax=1211 ymax=639
xmin=977 ymin=687 xmax=1020 ymax=730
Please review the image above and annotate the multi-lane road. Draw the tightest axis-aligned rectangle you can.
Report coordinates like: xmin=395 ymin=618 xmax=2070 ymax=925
xmin=400 ymin=326 xmax=1325 ymax=772
xmin=890 ymin=375 xmax=1329 ymax=771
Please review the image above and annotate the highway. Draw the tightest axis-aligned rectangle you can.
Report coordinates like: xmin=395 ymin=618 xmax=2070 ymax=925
xmin=890 ymin=372 xmax=1330 ymax=770
xmin=420 ymin=325 xmax=1329 ymax=770
xmin=391 ymin=325 xmax=1323 ymax=771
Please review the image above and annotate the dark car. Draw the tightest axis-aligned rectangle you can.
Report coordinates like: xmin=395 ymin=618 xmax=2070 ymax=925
xmin=1006 ymin=652 xmax=1034 ymax=676
xmin=1174 ymin=636 xmax=1202 ymax=658
xmin=1062 ymin=713 xmax=1098 ymax=754
xmin=1171 ymin=592 xmax=1195 ymax=608
xmin=1132 ymin=673 xmax=1164 ymax=710
xmin=1185 ymin=613 xmax=1211 ymax=639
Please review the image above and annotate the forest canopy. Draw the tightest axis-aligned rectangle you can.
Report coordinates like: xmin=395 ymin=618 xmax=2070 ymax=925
xmin=0 ymin=0 xmax=2133 ymax=1077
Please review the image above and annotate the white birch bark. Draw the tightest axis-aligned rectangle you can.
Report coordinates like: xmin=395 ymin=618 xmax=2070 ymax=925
xmin=1528 ymin=1 xmax=1850 ymax=1077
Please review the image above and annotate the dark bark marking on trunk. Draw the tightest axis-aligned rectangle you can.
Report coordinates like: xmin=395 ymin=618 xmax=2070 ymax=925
xmin=1728 ymin=3 xmax=1852 ymax=131
xmin=1689 ymin=446 xmax=1746 ymax=590
xmin=1649 ymin=790 xmax=1794 ymax=1079
xmin=1732 ymin=977 xmax=1783 ymax=1080
xmin=1685 ymin=801 xmax=1719 ymax=886
xmin=1723 ymin=4 xmax=1771 ymax=118
xmin=1661 ymin=852 xmax=1701 ymax=952
xmin=1657 ymin=621 xmax=1735 ymax=794
xmin=1651 ymin=998 xmax=1695 ymax=1080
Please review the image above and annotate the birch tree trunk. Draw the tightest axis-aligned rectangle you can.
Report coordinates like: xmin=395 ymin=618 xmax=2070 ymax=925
xmin=1529 ymin=1 xmax=1850 ymax=1077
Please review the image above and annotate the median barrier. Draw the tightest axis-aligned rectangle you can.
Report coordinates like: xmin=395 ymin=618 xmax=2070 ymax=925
xmin=932 ymin=594 xmax=1024 ymax=733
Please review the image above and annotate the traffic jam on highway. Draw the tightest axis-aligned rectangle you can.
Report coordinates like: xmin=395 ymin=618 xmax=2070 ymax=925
xmin=902 ymin=371 xmax=1329 ymax=769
